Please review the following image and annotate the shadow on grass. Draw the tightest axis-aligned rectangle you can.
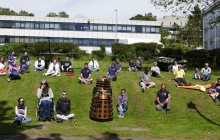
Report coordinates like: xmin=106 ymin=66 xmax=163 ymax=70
xmin=187 ymin=101 xmax=220 ymax=126
xmin=90 ymin=131 xmax=132 ymax=140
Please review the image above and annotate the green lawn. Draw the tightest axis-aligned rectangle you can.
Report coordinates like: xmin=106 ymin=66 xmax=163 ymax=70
xmin=0 ymin=60 xmax=220 ymax=139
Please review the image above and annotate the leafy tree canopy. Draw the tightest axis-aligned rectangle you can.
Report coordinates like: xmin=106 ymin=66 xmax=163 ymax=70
xmin=46 ymin=11 xmax=69 ymax=18
xmin=129 ymin=12 xmax=157 ymax=21
xmin=0 ymin=7 xmax=34 ymax=16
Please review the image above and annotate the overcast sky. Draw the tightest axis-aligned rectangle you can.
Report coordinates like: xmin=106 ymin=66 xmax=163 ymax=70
xmin=1 ymin=0 xmax=172 ymax=20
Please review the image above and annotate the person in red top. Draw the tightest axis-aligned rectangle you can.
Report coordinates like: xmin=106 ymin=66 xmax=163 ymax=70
xmin=0 ymin=57 xmax=6 ymax=76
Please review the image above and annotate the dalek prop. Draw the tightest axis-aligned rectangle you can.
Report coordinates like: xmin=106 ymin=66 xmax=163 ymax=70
xmin=89 ymin=76 xmax=113 ymax=121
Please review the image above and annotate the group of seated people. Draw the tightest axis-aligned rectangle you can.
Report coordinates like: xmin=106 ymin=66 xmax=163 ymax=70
xmin=128 ymin=57 xmax=143 ymax=71
xmin=192 ymin=63 xmax=212 ymax=81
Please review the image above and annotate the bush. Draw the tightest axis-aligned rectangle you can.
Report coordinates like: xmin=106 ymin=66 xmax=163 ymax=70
xmin=92 ymin=44 xmax=106 ymax=60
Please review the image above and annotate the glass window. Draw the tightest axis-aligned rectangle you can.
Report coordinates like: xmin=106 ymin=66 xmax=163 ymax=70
xmin=54 ymin=24 xmax=59 ymax=29
xmin=146 ymin=27 xmax=150 ymax=33
xmin=122 ymin=26 xmax=126 ymax=31
xmin=142 ymin=27 xmax=145 ymax=33
xmin=69 ymin=24 xmax=74 ymax=30
xmin=58 ymin=39 xmax=63 ymax=42
xmin=156 ymin=27 xmax=160 ymax=33
xmin=127 ymin=26 xmax=131 ymax=31
xmin=34 ymin=38 xmax=39 ymax=42
xmin=20 ymin=23 xmax=25 ymax=28
xmin=20 ymin=38 xmax=24 ymax=42
xmin=90 ymin=25 xmax=93 ymax=31
xmin=98 ymin=40 xmax=102 ymax=45
xmin=24 ymin=38 xmax=29 ymax=42
xmin=40 ymin=23 xmax=44 ymax=29
xmin=135 ymin=25 xmax=142 ymax=33
xmin=108 ymin=25 xmax=112 ymax=31
xmin=113 ymin=25 xmax=116 ymax=31
xmin=151 ymin=27 xmax=156 ymax=33
xmin=5 ymin=22 xmax=11 ymax=28
xmin=98 ymin=25 xmax=102 ymax=31
xmin=50 ymin=23 xmax=54 ymax=29
xmin=0 ymin=37 xmax=5 ymax=43
xmin=9 ymin=38 xmax=14 ymax=43
xmin=54 ymin=38 xmax=58 ymax=42
xmin=39 ymin=38 xmax=44 ymax=42
xmin=73 ymin=39 xmax=78 ymax=44
xmin=117 ymin=26 xmax=122 ymax=31
xmin=102 ymin=40 xmax=107 ymax=46
xmin=103 ymin=25 xmax=107 ymax=31
xmin=15 ymin=22 xmax=20 ymax=28
xmin=83 ymin=40 xmax=87 ymax=45
xmin=93 ymin=40 xmax=97 ymax=46
xmin=132 ymin=26 xmax=135 ymax=32
xmin=45 ymin=23 xmax=49 ymax=29
xmin=107 ymin=41 xmax=112 ymax=46
xmin=78 ymin=39 xmax=83 ymax=45
xmin=25 ymin=22 xmax=30 ymax=28
xmin=30 ymin=23 xmax=34 ymax=29
xmin=15 ymin=37 xmax=19 ymax=42
xmin=93 ymin=25 xmax=98 ymax=31
xmin=88 ymin=39 xmax=93 ymax=46
xmin=30 ymin=38 xmax=34 ymax=42
xmin=64 ymin=39 xmax=69 ymax=42
xmin=35 ymin=23 xmax=39 ymax=29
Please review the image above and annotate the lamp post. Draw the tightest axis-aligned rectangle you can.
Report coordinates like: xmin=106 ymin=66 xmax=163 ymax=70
xmin=115 ymin=9 xmax=117 ymax=43
xmin=47 ymin=37 xmax=51 ymax=62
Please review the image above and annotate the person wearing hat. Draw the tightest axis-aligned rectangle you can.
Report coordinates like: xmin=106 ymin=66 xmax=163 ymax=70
xmin=117 ymin=89 xmax=128 ymax=118
xmin=106 ymin=62 xmax=117 ymax=81
xmin=37 ymin=80 xmax=54 ymax=121
xmin=140 ymin=67 xmax=156 ymax=92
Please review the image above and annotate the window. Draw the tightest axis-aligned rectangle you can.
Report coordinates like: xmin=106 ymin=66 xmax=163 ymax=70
xmin=127 ymin=26 xmax=131 ymax=32
xmin=142 ymin=27 xmax=145 ymax=33
xmin=54 ymin=24 xmax=59 ymax=29
xmin=135 ymin=26 xmax=142 ymax=33
xmin=156 ymin=27 xmax=160 ymax=33
xmin=146 ymin=27 xmax=151 ymax=33
xmin=122 ymin=26 xmax=126 ymax=31
xmin=151 ymin=27 xmax=156 ymax=33
xmin=5 ymin=22 xmax=11 ymax=28
xmin=98 ymin=25 xmax=102 ymax=31
xmin=103 ymin=25 xmax=107 ymax=31
xmin=45 ymin=23 xmax=49 ymax=29
xmin=88 ymin=39 xmax=93 ymax=46
xmin=93 ymin=40 xmax=97 ymax=46
xmin=93 ymin=25 xmax=98 ymax=31
xmin=50 ymin=23 xmax=54 ymax=29
xmin=30 ymin=38 xmax=34 ymax=42
xmin=15 ymin=37 xmax=19 ymax=43
xmin=30 ymin=23 xmax=34 ymax=29
xmin=63 ymin=39 xmax=69 ymax=42
xmin=35 ymin=23 xmax=39 ymax=29
xmin=132 ymin=26 xmax=135 ymax=32
xmin=20 ymin=38 xmax=24 ymax=42
xmin=98 ymin=40 xmax=102 ymax=45
xmin=69 ymin=24 xmax=74 ymax=30
xmin=78 ymin=39 xmax=83 ymax=45
xmin=117 ymin=26 xmax=122 ymax=31
xmin=73 ymin=39 xmax=78 ymax=44
xmin=83 ymin=40 xmax=87 ymax=45
xmin=108 ymin=25 xmax=112 ymax=31
xmin=113 ymin=25 xmax=116 ymax=31
xmin=24 ymin=38 xmax=29 ymax=42
xmin=0 ymin=37 xmax=5 ymax=43
xmin=20 ymin=23 xmax=25 ymax=28
xmin=90 ymin=25 xmax=93 ymax=31
xmin=15 ymin=22 xmax=20 ymax=28
xmin=58 ymin=39 xmax=63 ymax=42
xmin=9 ymin=38 xmax=14 ymax=43
xmin=40 ymin=23 xmax=44 ymax=29
xmin=34 ymin=38 xmax=39 ymax=42
xmin=25 ymin=22 xmax=30 ymax=29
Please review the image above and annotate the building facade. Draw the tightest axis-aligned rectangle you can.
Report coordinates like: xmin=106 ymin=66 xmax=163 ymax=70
xmin=202 ymin=1 xmax=220 ymax=50
xmin=0 ymin=16 xmax=161 ymax=53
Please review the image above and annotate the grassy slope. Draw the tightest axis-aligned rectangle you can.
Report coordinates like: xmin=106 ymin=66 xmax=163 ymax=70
xmin=0 ymin=60 xmax=220 ymax=139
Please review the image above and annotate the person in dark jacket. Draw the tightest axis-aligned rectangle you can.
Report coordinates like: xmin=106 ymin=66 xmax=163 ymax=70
xmin=56 ymin=91 xmax=74 ymax=121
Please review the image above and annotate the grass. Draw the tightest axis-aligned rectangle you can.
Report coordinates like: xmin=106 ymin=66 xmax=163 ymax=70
xmin=0 ymin=60 xmax=220 ymax=139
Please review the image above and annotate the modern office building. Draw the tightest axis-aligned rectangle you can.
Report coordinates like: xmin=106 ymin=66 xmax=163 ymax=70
xmin=0 ymin=16 xmax=161 ymax=53
xmin=202 ymin=1 xmax=220 ymax=50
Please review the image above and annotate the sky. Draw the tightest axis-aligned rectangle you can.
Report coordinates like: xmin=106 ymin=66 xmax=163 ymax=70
xmin=1 ymin=0 xmax=172 ymax=20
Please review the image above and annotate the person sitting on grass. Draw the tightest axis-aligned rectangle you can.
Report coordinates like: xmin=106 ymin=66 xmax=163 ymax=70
xmin=128 ymin=59 xmax=137 ymax=72
xmin=61 ymin=56 xmax=72 ymax=72
xmin=8 ymin=51 xmax=16 ymax=67
xmin=37 ymin=80 xmax=54 ymax=121
xmin=7 ymin=60 xmax=21 ymax=82
xmin=88 ymin=57 xmax=99 ymax=72
xmin=208 ymin=83 xmax=219 ymax=103
xmin=201 ymin=63 xmax=211 ymax=81
xmin=56 ymin=91 xmax=74 ymax=122
xmin=13 ymin=97 xmax=32 ymax=126
xmin=43 ymin=59 xmax=60 ymax=76
xmin=0 ymin=57 xmax=7 ymax=76
xmin=20 ymin=51 xmax=30 ymax=67
xmin=34 ymin=56 xmax=45 ymax=71
xmin=115 ymin=58 xmax=122 ymax=74
xmin=192 ymin=67 xmax=200 ymax=80
xmin=172 ymin=61 xmax=178 ymax=73
xmin=136 ymin=56 xmax=143 ymax=70
xmin=140 ymin=67 xmax=156 ymax=92
xmin=78 ymin=63 xmax=93 ymax=84
xmin=107 ymin=62 xmax=117 ymax=81
xmin=155 ymin=84 xmax=171 ymax=115
xmin=151 ymin=62 xmax=162 ymax=78
xmin=19 ymin=58 xmax=30 ymax=74
xmin=172 ymin=65 xmax=191 ymax=86
xmin=117 ymin=89 xmax=128 ymax=118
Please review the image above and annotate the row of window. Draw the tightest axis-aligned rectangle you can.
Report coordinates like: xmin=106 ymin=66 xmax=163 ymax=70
xmin=0 ymin=20 xmax=160 ymax=34
xmin=0 ymin=36 xmax=115 ymax=47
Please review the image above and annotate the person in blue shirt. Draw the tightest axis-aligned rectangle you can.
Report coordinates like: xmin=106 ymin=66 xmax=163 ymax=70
xmin=78 ymin=63 xmax=93 ymax=84
xmin=201 ymin=63 xmax=211 ymax=81
xmin=19 ymin=58 xmax=30 ymax=74
xmin=117 ymin=89 xmax=128 ymax=118
xmin=107 ymin=62 xmax=117 ymax=81
xmin=128 ymin=59 xmax=137 ymax=72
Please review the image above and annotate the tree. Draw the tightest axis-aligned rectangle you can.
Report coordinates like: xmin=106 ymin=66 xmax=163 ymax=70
xmin=18 ymin=10 xmax=34 ymax=16
xmin=129 ymin=12 xmax=157 ymax=21
xmin=184 ymin=5 xmax=202 ymax=47
xmin=0 ymin=7 xmax=17 ymax=15
xmin=160 ymin=30 xmax=171 ymax=47
xmin=46 ymin=11 xmax=69 ymax=18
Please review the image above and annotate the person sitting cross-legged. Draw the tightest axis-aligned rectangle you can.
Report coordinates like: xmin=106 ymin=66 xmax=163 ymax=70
xmin=151 ymin=62 xmax=162 ymax=78
xmin=208 ymin=83 xmax=219 ymax=103
xmin=0 ymin=57 xmax=7 ymax=76
xmin=88 ymin=57 xmax=99 ymax=72
xmin=156 ymin=84 xmax=171 ymax=115
xmin=56 ymin=91 xmax=74 ymax=122
xmin=172 ymin=65 xmax=191 ymax=86
xmin=107 ymin=62 xmax=117 ymax=81
xmin=136 ymin=56 xmax=143 ymax=71
xmin=128 ymin=59 xmax=137 ymax=72
xmin=78 ymin=63 xmax=93 ymax=84
xmin=117 ymin=89 xmax=128 ymax=118
xmin=8 ymin=60 xmax=21 ymax=82
xmin=201 ymin=63 xmax=211 ymax=81
xmin=192 ymin=67 xmax=200 ymax=80
xmin=61 ymin=56 xmax=72 ymax=72
xmin=19 ymin=58 xmax=30 ymax=74
xmin=43 ymin=59 xmax=60 ymax=76
xmin=140 ymin=67 xmax=156 ymax=92
xmin=34 ymin=56 xmax=45 ymax=71
xmin=115 ymin=58 xmax=122 ymax=74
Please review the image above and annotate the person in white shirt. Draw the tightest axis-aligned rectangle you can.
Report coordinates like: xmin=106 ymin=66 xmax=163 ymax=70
xmin=0 ymin=57 xmax=6 ymax=76
xmin=88 ymin=57 xmax=99 ymax=72
xmin=34 ymin=56 xmax=45 ymax=71
xmin=172 ymin=61 xmax=178 ymax=73
xmin=43 ymin=59 xmax=60 ymax=76
xmin=151 ymin=62 xmax=161 ymax=78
